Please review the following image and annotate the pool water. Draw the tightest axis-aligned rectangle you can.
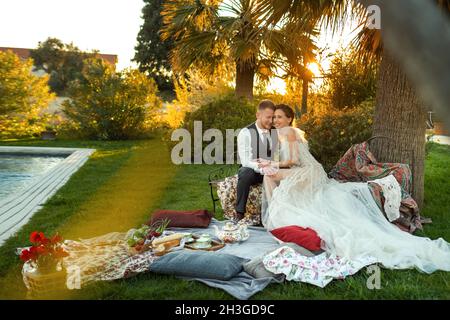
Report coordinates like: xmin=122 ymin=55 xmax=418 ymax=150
xmin=0 ymin=155 xmax=65 ymax=199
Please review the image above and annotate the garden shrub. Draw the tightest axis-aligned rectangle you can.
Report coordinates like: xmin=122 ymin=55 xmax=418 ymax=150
xmin=176 ymin=94 xmax=257 ymax=161
xmin=0 ymin=50 xmax=55 ymax=139
xmin=299 ymin=100 xmax=374 ymax=172
xmin=63 ymin=58 xmax=162 ymax=140
xmin=184 ymin=95 xmax=256 ymax=133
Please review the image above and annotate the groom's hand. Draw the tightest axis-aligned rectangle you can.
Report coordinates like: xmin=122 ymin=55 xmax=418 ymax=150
xmin=256 ymin=158 xmax=271 ymax=168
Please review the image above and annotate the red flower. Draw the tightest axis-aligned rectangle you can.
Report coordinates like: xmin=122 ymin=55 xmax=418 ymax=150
xmin=30 ymin=245 xmax=48 ymax=256
xmin=40 ymin=236 xmax=50 ymax=245
xmin=50 ymin=233 xmax=63 ymax=244
xmin=20 ymin=249 xmax=35 ymax=262
xmin=30 ymin=231 xmax=46 ymax=244
xmin=29 ymin=231 xmax=41 ymax=243
xmin=21 ymin=231 xmax=67 ymax=268
xmin=53 ymin=247 xmax=69 ymax=259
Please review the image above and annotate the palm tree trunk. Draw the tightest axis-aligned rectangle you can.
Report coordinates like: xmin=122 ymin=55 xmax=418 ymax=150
xmin=235 ymin=61 xmax=255 ymax=100
xmin=301 ymin=78 xmax=308 ymax=114
xmin=370 ymin=51 xmax=427 ymax=208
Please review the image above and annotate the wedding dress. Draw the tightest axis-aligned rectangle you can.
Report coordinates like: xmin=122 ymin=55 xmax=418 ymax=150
xmin=262 ymin=126 xmax=450 ymax=273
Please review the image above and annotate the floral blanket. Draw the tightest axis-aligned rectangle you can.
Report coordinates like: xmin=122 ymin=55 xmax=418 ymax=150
xmin=329 ymin=141 xmax=430 ymax=233
xmin=263 ymin=246 xmax=377 ymax=288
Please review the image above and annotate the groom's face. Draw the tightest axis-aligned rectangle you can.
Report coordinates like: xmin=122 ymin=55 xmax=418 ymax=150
xmin=256 ymin=108 xmax=274 ymax=130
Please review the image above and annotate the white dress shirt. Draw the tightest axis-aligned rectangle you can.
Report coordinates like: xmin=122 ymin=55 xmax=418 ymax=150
xmin=237 ymin=122 xmax=271 ymax=173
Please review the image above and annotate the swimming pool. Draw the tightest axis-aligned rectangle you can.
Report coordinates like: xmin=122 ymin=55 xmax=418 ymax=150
xmin=0 ymin=154 xmax=66 ymax=199
xmin=0 ymin=146 xmax=95 ymax=245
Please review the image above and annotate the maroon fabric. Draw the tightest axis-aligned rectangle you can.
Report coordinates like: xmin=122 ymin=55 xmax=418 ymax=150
xmin=148 ymin=209 xmax=212 ymax=228
xmin=271 ymin=226 xmax=322 ymax=251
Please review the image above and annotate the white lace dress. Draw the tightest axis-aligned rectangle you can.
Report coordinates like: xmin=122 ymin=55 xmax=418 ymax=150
xmin=263 ymin=127 xmax=450 ymax=274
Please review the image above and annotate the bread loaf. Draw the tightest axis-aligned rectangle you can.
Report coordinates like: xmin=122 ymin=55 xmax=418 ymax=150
xmin=153 ymin=239 xmax=181 ymax=256
xmin=152 ymin=233 xmax=184 ymax=246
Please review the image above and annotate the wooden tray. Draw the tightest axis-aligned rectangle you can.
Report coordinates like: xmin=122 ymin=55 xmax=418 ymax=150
xmin=184 ymin=235 xmax=225 ymax=251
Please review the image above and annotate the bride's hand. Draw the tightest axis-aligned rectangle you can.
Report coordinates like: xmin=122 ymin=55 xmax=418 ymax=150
xmin=258 ymin=162 xmax=270 ymax=168
xmin=261 ymin=166 xmax=278 ymax=176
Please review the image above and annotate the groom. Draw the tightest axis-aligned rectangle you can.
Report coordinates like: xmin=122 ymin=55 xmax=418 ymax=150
xmin=235 ymin=100 xmax=278 ymax=221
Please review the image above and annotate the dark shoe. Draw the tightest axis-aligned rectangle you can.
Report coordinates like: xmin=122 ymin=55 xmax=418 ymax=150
xmin=238 ymin=216 xmax=261 ymax=227
xmin=235 ymin=211 xmax=245 ymax=221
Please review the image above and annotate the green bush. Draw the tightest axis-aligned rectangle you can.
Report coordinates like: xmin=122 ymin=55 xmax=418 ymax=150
xmin=324 ymin=46 xmax=378 ymax=110
xmin=184 ymin=95 xmax=256 ymax=131
xmin=0 ymin=50 xmax=55 ymax=139
xmin=179 ymin=94 xmax=257 ymax=160
xmin=299 ymin=100 xmax=374 ymax=172
xmin=63 ymin=58 xmax=162 ymax=140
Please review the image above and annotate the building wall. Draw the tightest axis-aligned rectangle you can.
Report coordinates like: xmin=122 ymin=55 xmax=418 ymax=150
xmin=0 ymin=47 xmax=117 ymax=65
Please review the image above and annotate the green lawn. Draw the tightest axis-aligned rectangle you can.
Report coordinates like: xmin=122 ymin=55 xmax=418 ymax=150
xmin=0 ymin=139 xmax=449 ymax=299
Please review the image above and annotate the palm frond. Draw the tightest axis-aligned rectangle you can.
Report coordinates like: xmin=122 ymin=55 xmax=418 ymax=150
xmin=162 ymin=0 xmax=322 ymax=81
xmin=257 ymin=0 xmax=365 ymax=36
xmin=161 ymin=0 xmax=219 ymax=40
xmin=171 ymin=30 xmax=223 ymax=73
xmin=351 ymin=25 xmax=382 ymax=67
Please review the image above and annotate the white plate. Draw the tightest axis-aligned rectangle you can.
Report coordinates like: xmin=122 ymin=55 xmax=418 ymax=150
xmin=190 ymin=242 xmax=212 ymax=249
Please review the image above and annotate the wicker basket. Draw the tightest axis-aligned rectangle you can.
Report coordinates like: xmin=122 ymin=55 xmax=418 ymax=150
xmin=23 ymin=262 xmax=68 ymax=298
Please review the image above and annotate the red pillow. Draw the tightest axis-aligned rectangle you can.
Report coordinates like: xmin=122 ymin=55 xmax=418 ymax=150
xmin=270 ymin=226 xmax=322 ymax=251
xmin=147 ymin=209 xmax=212 ymax=228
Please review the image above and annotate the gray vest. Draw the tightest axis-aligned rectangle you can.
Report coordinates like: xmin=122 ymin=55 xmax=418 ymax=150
xmin=246 ymin=122 xmax=278 ymax=160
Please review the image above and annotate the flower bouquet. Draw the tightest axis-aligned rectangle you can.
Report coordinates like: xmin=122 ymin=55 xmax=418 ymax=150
xmin=20 ymin=231 xmax=69 ymax=297
xmin=126 ymin=219 xmax=170 ymax=255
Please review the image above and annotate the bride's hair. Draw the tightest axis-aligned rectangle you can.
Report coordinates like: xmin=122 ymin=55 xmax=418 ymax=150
xmin=275 ymin=104 xmax=294 ymax=125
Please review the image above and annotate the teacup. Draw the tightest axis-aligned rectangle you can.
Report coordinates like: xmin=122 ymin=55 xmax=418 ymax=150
xmin=195 ymin=234 xmax=212 ymax=248
xmin=223 ymin=222 xmax=237 ymax=231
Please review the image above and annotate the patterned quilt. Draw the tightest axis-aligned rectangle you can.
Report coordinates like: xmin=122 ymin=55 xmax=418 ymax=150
xmin=329 ymin=141 xmax=430 ymax=233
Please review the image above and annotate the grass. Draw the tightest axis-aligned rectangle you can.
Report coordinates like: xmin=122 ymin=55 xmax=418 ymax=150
xmin=0 ymin=137 xmax=177 ymax=299
xmin=0 ymin=139 xmax=449 ymax=299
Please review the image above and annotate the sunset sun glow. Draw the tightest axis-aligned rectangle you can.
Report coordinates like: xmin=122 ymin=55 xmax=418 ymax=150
xmin=307 ymin=62 xmax=322 ymax=77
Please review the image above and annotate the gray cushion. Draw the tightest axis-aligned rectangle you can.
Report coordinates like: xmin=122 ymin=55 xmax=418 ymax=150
xmin=243 ymin=258 xmax=285 ymax=280
xmin=149 ymin=250 xmax=247 ymax=281
xmin=284 ymin=242 xmax=317 ymax=257
xmin=243 ymin=242 xmax=316 ymax=279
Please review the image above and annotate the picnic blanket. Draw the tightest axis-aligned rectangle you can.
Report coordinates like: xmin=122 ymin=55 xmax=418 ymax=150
xmin=329 ymin=141 xmax=430 ymax=233
xmin=53 ymin=219 xmax=375 ymax=299
xmin=57 ymin=219 xmax=283 ymax=299
xmin=169 ymin=219 xmax=284 ymax=299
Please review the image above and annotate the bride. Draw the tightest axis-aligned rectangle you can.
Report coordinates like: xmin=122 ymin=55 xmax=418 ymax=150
xmin=259 ymin=104 xmax=450 ymax=273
